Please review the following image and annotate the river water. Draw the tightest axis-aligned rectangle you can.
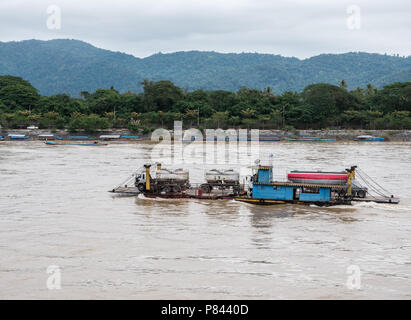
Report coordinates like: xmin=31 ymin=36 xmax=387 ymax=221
xmin=0 ymin=140 xmax=410 ymax=299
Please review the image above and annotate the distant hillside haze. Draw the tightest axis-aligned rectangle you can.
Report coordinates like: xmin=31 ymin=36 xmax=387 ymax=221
xmin=0 ymin=39 xmax=410 ymax=96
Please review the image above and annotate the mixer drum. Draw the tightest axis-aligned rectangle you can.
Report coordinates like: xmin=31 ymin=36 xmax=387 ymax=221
xmin=205 ymin=169 xmax=239 ymax=183
xmin=156 ymin=168 xmax=189 ymax=182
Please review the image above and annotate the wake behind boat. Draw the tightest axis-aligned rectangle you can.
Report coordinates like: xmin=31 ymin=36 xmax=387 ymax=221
xmin=45 ymin=141 xmax=108 ymax=146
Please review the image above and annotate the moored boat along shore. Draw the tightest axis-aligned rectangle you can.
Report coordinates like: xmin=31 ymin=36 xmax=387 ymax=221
xmin=1 ymin=128 xmax=411 ymax=141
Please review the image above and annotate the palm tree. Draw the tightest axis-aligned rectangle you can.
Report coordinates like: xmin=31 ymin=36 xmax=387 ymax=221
xmin=184 ymin=109 xmax=198 ymax=127
xmin=270 ymin=110 xmax=282 ymax=128
xmin=130 ymin=112 xmax=142 ymax=121
xmin=211 ymin=112 xmax=228 ymax=128
xmin=263 ymin=86 xmax=275 ymax=97
xmin=258 ymin=114 xmax=270 ymax=129
xmin=241 ymin=108 xmax=256 ymax=119
xmin=366 ymin=83 xmax=376 ymax=97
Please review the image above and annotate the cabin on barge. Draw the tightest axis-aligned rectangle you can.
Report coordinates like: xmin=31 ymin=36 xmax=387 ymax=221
xmin=235 ymin=163 xmax=399 ymax=206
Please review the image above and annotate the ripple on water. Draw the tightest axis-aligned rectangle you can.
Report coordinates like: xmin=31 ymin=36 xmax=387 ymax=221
xmin=0 ymin=141 xmax=411 ymax=299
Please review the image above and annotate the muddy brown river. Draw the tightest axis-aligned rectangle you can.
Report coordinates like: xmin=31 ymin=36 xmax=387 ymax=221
xmin=0 ymin=141 xmax=410 ymax=299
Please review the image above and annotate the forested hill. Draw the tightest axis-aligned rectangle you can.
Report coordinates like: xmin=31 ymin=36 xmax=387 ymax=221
xmin=0 ymin=39 xmax=410 ymax=96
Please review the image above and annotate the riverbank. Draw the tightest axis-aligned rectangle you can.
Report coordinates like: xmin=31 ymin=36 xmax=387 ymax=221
xmin=1 ymin=128 xmax=411 ymax=141
xmin=259 ymin=129 xmax=411 ymax=141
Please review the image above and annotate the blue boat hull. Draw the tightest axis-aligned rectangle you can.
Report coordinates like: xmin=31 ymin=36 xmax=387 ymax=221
xmin=45 ymin=141 xmax=108 ymax=146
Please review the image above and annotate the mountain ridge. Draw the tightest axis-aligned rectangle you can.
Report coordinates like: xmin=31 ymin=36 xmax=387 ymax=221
xmin=0 ymin=39 xmax=410 ymax=96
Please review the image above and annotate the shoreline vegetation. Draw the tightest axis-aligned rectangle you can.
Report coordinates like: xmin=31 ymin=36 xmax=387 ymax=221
xmin=0 ymin=76 xmax=410 ymax=137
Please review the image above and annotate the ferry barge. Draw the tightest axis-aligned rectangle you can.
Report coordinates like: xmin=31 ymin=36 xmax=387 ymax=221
xmin=110 ymin=161 xmax=399 ymax=206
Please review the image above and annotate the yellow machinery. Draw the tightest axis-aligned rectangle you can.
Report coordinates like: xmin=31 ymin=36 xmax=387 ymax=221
xmin=144 ymin=164 xmax=151 ymax=191
xmin=346 ymin=166 xmax=357 ymax=196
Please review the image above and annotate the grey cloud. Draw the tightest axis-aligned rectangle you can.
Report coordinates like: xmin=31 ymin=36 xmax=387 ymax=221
xmin=0 ymin=0 xmax=409 ymax=58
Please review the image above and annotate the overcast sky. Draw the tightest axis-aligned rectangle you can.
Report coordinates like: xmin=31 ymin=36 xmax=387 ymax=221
xmin=0 ymin=0 xmax=410 ymax=58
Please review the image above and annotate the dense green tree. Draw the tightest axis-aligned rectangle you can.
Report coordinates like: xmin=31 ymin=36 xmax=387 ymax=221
xmin=302 ymin=83 xmax=361 ymax=125
xmin=0 ymin=75 xmax=40 ymax=111
xmin=371 ymin=82 xmax=411 ymax=114
xmin=341 ymin=110 xmax=368 ymax=128
xmin=141 ymin=80 xmax=184 ymax=112
xmin=38 ymin=111 xmax=66 ymax=129
xmin=68 ymin=114 xmax=110 ymax=132
xmin=207 ymin=111 xmax=229 ymax=128
xmin=208 ymin=90 xmax=237 ymax=112
xmin=83 ymin=89 xmax=121 ymax=115
xmin=40 ymin=94 xmax=86 ymax=117
xmin=1 ymin=76 xmax=410 ymax=131
xmin=0 ymin=76 xmax=36 ymax=90
xmin=384 ymin=111 xmax=411 ymax=129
